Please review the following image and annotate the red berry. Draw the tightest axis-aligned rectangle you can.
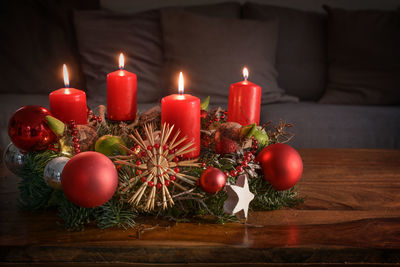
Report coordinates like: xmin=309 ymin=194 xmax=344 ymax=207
xmin=74 ymin=148 xmax=81 ymax=154
xmin=148 ymin=181 xmax=154 ymax=187
xmin=230 ymin=170 xmax=238 ymax=177
xmin=173 ymin=157 xmax=179 ymax=163
xmin=253 ymin=145 xmax=258 ymax=150
xmin=72 ymin=137 xmax=79 ymax=143
xmin=174 ymin=167 xmax=180 ymax=173
xmin=164 ymin=180 xmax=170 ymax=186
xmin=251 ymin=149 xmax=256 ymax=154
xmin=201 ymin=162 xmax=206 ymax=168
xmin=71 ymin=130 xmax=78 ymax=136
xmin=147 ymin=145 xmax=153 ymax=151
xmin=141 ymin=151 xmax=147 ymax=157
xmin=156 ymin=182 xmax=162 ymax=189
xmin=253 ymin=140 xmax=259 ymax=145
xmin=163 ymin=144 xmax=169 ymax=151
xmin=224 ymin=171 xmax=229 ymax=177
xmin=74 ymin=143 xmax=80 ymax=149
xmin=221 ymin=114 xmax=226 ymax=119
xmin=141 ymin=177 xmax=147 ymax=183
xmin=154 ymin=143 xmax=160 ymax=149
xmin=170 ymin=175 xmax=176 ymax=181
xmin=136 ymin=169 xmax=142 ymax=175
xmin=241 ymin=161 xmax=248 ymax=167
xmin=236 ymin=166 xmax=243 ymax=173
xmin=97 ymin=117 xmax=102 ymax=122
xmin=136 ymin=160 xmax=141 ymax=165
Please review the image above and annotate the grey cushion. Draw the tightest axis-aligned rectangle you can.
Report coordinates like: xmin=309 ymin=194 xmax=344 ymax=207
xmin=261 ymin=102 xmax=400 ymax=148
xmin=319 ymin=6 xmax=400 ymax=105
xmin=243 ymin=2 xmax=327 ymax=101
xmin=161 ymin=9 xmax=298 ymax=105
xmin=74 ymin=2 xmax=242 ymax=105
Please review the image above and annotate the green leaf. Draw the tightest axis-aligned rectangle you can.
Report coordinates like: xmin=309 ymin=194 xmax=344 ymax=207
xmin=46 ymin=115 xmax=65 ymax=136
xmin=201 ymin=96 xmax=210 ymax=111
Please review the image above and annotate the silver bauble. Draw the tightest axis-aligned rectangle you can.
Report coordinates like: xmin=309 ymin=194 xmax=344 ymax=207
xmin=43 ymin=156 xmax=69 ymax=190
xmin=3 ymin=143 xmax=25 ymax=175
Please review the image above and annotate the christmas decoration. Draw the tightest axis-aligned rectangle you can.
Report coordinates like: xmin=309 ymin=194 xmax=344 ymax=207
xmin=61 ymin=151 xmax=118 ymax=208
xmin=3 ymin=143 xmax=26 ymax=175
xmin=223 ymin=174 xmax=254 ymax=219
xmin=199 ymin=167 xmax=227 ymax=194
xmin=12 ymin=100 xmax=303 ymax=231
xmin=8 ymin=105 xmax=57 ymax=151
xmin=43 ymin=156 xmax=69 ymax=190
xmin=256 ymin=143 xmax=303 ymax=191
xmin=114 ymin=123 xmax=201 ymax=211
xmin=95 ymin=135 xmax=127 ymax=156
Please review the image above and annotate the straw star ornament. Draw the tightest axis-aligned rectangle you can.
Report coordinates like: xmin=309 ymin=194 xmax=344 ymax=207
xmin=115 ymin=123 xmax=201 ymax=211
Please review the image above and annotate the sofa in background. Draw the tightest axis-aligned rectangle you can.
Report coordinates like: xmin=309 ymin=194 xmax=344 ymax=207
xmin=1 ymin=0 xmax=399 ymax=150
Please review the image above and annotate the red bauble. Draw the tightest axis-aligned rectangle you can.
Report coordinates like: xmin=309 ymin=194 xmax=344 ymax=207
xmin=256 ymin=143 xmax=303 ymax=191
xmin=61 ymin=151 xmax=118 ymax=208
xmin=8 ymin=105 xmax=57 ymax=151
xmin=199 ymin=167 xmax=227 ymax=194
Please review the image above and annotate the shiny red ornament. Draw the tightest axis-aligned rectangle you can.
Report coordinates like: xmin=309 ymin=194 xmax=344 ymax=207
xmin=199 ymin=167 xmax=227 ymax=194
xmin=61 ymin=151 xmax=118 ymax=208
xmin=256 ymin=143 xmax=303 ymax=191
xmin=8 ymin=105 xmax=57 ymax=151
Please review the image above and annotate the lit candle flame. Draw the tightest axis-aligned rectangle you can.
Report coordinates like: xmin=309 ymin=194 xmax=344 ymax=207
xmin=243 ymin=67 xmax=249 ymax=81
xmin=119 ymin=53 xmax=125 ymax=70
xmin=63 ymin=64 xmax=69 ymax=88
xmin=178 ymin=72 xmax=184 ymax=95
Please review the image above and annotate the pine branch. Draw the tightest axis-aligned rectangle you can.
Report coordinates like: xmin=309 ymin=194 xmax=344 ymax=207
xmin=18 ymin=150 xmax=58 ymax=210
xmin=95 ymin=198 xmax=137 ymax=229
xmin=58 ymin=192 xmax=94 ymax=231
xmin=249 ymin=177 xmax=303 ymax=211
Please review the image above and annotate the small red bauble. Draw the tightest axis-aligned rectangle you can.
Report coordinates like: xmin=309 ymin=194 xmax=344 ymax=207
xmin=8 ymin=105 xmax=57 ymax=151
xmin=199 ymin=167 xmax=227 ymax=194
xmin=61 ymin=151 xmax=118 ymax=208
xmin=256 ymin=143 xmax=303 ymax=191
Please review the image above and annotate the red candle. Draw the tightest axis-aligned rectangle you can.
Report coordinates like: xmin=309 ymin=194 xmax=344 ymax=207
xmin=107 ymin=53 xmax=137 ymax=121
xmin=161 ymin=72 xmax=200 ymax=158
xmin=49 ymin=64 xmax=87 ymax=125
xmin=227 ymin=68 xmax=261 ymax=125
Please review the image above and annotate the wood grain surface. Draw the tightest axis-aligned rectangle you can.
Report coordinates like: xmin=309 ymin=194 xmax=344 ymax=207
xmin=1 ymin=149 xmax=400 ymax=266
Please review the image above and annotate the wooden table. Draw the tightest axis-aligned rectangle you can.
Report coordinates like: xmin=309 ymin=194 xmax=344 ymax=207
xmin=1 ymin=149 xmax=400 ymax=266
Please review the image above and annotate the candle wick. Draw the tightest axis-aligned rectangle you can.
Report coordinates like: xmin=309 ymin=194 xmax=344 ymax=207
xmin=119 ymin=66 xmax=124 ymax=70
